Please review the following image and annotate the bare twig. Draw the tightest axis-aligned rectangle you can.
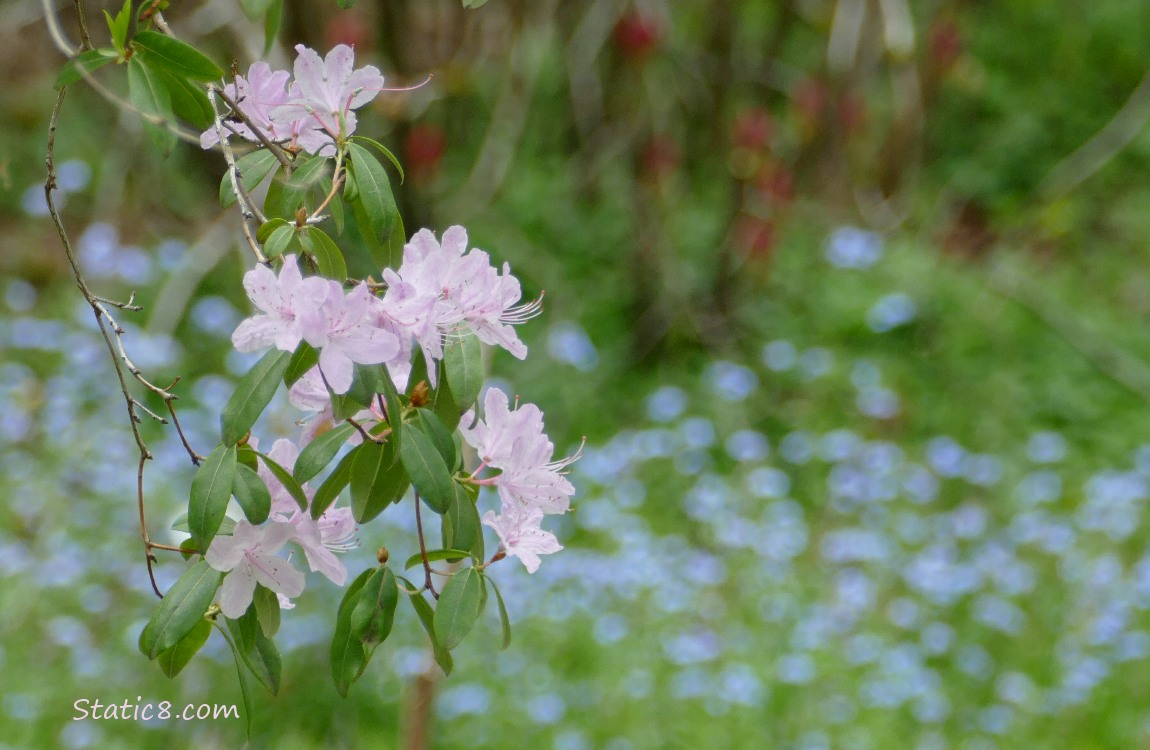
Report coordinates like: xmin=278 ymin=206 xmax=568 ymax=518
xmin=211 ymin=85 xmax=295 ymax=172
xmin=414 ymin=492 xmax=437 ymax=598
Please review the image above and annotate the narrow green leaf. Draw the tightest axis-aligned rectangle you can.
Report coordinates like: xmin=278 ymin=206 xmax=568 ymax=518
xmin=312 ymin=448 xmax=356 ymax=520
xmin=127 ymin=56 xmax=176 ymax=152
xmin=443 ymin=327 xmax=483 ymax=411
xmin=221 ymin=348 xmax=292 ymax=445
xmin=301 ymin=227 xmax=348 ymax=281
xmin=402 ymin=580 xmax=453 ymax=676
xmin=157 ymin=618 xmax=211 ymax=677
xmin=54 ymin=49 xmax=117 ymax=90
xmin=257 ymin=217 xmax=291 ymax=244
xmin=294 ymin=423 xmax=356 ymax=483
xmin=350 ymin=567 xmax=398 ymax=646
xmin=132 ymin=30 xmax=225 ymax=81
xmin=263 ymin=224 xmax=295 ymax=260
xmin=336 ymin=0 xmax=357 ymax=8
xmin=351 ymin=440 xmax=409 ymax=523
xmin=484 ymin=574 xmax=512 ymax=650
xmin=237 ymin=445 xmax=259 ymax=472
xmin=263 ymin=0 xmax=283 ymax=53
xmin=226 ymin=613 xmax=282 ymax=694
xmin=441 ymin=480 xmax=484 ymax=562
xmin=462 ymin=0 xmax=491 ymax=8
xmin=284 ymin=342 xmax=319 ymax=388
xmin=151 ymin=67 xmax=214 ymax=128
xmin=276 ymin=155 xmax=329 ymax=219
xmin=403 ymin=548 xmax=476 ymax=571
xmin=188 ymin=444 xmax=238 ymax=552
xmin=377 ymin=364 xmax=404 ymax=453
xmin=331 ymin=569 xmax=373 ymax=697
xmin=351 ymin=135 xmax=405 ymax=184
xmin=216 ymin=623 xmax=254 ymax=739
xmin=221 ymin=150 xmax=280 ymax=208
xmin=433 ymin=567 xmax=485 ymax=650
xmin=399 ymin=424 xmax=455 ymax=514
xmin=232 ymin=462 xmax=271 ymax=524
xmin=140 ymin=560 xmax=223 ymax=658
xmin=106 ymin=0 xmax=132 ymax=52
xmin=414 ymin=409 xmax=456 ymax=469
xmin=253 ymin=584 xmax=280 ymax=638
xmin=238 ymin=0 xmax=276 ymax=19
xmin=255 ymin=451 xmax=309 ymax=511
xmin=347 ymin=142 xmax=399 ymax=259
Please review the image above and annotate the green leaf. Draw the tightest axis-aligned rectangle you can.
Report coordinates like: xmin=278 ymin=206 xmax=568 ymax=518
xmin=257 ymin=217 xmax=290 ymax=243
xmin=350 ymin=440 xmax=409 ymax=523
xmin=300 ymin=227 xmax=348 ymax=281
xmin=294 ymin=423 xmax=356 ymax=483
xmin=132 ymin=30 xmax=225 ymax=81
xmin=54 ymin=49 xmax=117 ymax=90
xmin=156 ymin=618 xmax=211 ymax=678
xmin=221 ymin=348 xmax=292 ymax=445
xmin=276 ymin=155 xmax=329 ymax=219
xmin=399 ymin=422 xmax=455 ymax=514
xmin=238 ymin=0 xmax=276 ymax=19
xmin=237 ymin=445 xmax=259 ymax=472
xmin=284 ymin=342 xmax=319 ymax=388
xmin=433 ymin=567 xmax=485 ymax=650
xmin=351 ymin=135 xmax=405 ymax=184
xmin=462 ymin=0 xmax=490 ymax=8
xmin=220 ymin=149 xmax=281 ymax=208
xmin=444 ymin=327 xmax=483 ymax=411
xmin=127 ymin=56 xmax=176 ymax=152
xmin=378 ymin=364 xmax=404 ymax=452
xmin=336 ymin=0 xmax=357 ymax=8
xmin=350 ymin=567 xmax=398 ymax=646
xmin=347 ymin=142 xmax=400 ymax=266
xmin=188 ymin=444 xmax=238 ymax=552
xmin=403 ymin=548 xmax=477 ymax=571
xmin=150 ymin=67 xmax=214 ymax=128
xmin=414 ymin=409 xmax=456 ymax=469
xmin=231 ymin=462 xmax=271 ymax=524
xmin=263 ymin=0 xmax=283 ymax=53
xmin=216 ymin=623 xmax=254 ymax=739
xmin=312 ymin=448 xmax=356 ymax=520
xmin=402 ymin=580 xmax=453 ymax=676
xmin=105 ymin=0 xmax=132 ymax=53
xmin=441 ymin=480 xmax=484 ymax=562
xmin=140 ymin=560 xmax=223 ymax=659
xmin=483 ymin=574 xmax=512 ymax=650
xmin=331 ymin=568 xmax=373 ymax=697
xmin=253 ymin=584 xmax=280 ymax=638
xmin=226 ymin=614 xmax=282 ymax=694
xmin=263 ymin=224 xmax=295 ymax=259
xmin=255 ymin=451 xmax=309 ymax=511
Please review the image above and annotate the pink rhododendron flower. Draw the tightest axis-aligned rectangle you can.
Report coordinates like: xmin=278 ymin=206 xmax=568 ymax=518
xmin=232 ymin=255 xmax=329 ymax=354
xmin=199 ymin=62 xmax=324 ymax=152
xmin=206 ymin=520 xmax=305 ymax=618
xmin=301 ymin=281 xmax=400 ymax=394
xmin=461 ymin=388 xmax=577 ymax=515
xmin=397 ymin=226 xmax=540 ymax=365
xmin=482 ymin=506 xmax=562 ymax=574
xmin=275 ymin=44 xmax=385 ymax=156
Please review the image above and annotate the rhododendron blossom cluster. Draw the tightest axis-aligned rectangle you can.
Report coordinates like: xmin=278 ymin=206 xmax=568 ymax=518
xmin=69 ymin=11 xmax=584 ymax=699
xmin=200 ymin=44 xmax=384 ymax=156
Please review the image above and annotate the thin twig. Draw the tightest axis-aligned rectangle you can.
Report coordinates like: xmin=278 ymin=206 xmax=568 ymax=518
xmin=414 ymin=492 xmax=437 ymax=598
xmin=207 ymin=86 xmax=269 ymax=264
xmin=211 ymin=85 xmax=295 ymax=172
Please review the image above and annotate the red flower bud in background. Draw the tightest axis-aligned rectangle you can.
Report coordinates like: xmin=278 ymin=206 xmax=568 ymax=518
xmin=755 ymin=162 xmax=794 ymax=206
xmin=324 ymin=12 xmax=375 ymax=52
xmin=732 ymin=107 xmax=773 ymax=152
xmin=836 ymin=92 xmax=867 ymax=134
xmin=404 ymin=123 xmax=447 ymax=185
xmin=733 ymin=214 xmax=775 ymax=262
xmin=638 ymin=134 xmax=680 ymax=183
xmin=929 ymin=20 xmax=963 ymax=71
xmin=614 ymin=11 xmax=662 ymax=63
